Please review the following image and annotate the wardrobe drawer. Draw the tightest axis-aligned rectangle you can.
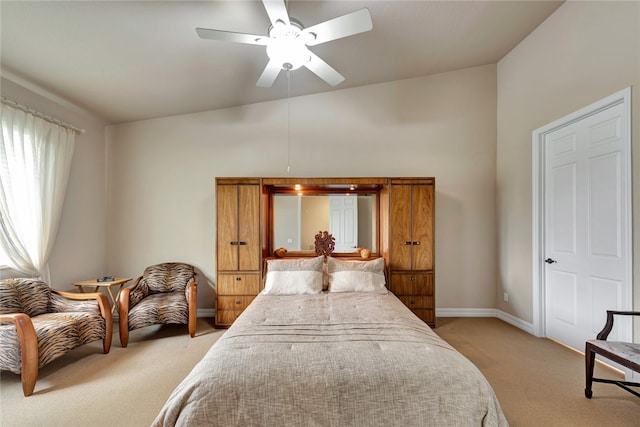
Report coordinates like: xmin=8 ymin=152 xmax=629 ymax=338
xmin=217 ymin=274 xmax=260 ymax=295
xmin=398 ymin=295 xmax=434 ymax=310
xmin=217 ymin=295 xmax=255 ymax=310
xmin=390 ymin=272 xmax=433 ymax=295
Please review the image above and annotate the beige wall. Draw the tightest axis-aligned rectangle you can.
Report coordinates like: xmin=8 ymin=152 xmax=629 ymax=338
xmin=0 ymin=76 xmax=108 ymax=289
xmin=107 ymin=64 xmax=498 ymax=311
xmin=496 ymin=1 xmax=640 ymax=325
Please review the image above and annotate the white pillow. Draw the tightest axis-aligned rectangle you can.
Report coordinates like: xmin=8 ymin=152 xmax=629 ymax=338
xmin=263 ymin=256 xmax=324 ymax=295
xmin=327 ymin=257 xmax=387 ymax=294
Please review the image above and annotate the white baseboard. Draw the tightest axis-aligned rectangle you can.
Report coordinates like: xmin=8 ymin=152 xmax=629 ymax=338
xmin=197 ymin=309 xmax=215 ymax=318
xmin=437 ymin=308 xmax=498 ymax=318
xmin=437 ymin=308 xmax=535 ymax=335
xmin=496 ymin=310 xmax=535 ymax=335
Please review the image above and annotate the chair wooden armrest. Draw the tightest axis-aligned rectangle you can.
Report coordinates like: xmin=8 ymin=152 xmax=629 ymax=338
xmin=52 ymin=290 xmax=113 ymax=353
xmin=0 ymin=313 xmax=39 ymax=396
xmin=596 ymin=310 xmax=640 ymax=340
xmin=117 ymin=276 xmax=144 ymax=348
xmin=118 ymin=285 xmax=133 ymax=347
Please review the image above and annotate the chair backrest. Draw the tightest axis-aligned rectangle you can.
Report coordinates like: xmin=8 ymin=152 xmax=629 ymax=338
xmin=0 ymin=278 xmax=51 ymax=316
xmin=141 ymin=263 xmax=195 ymax=293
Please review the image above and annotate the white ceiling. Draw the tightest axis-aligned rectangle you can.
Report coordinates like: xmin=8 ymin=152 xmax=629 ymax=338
xmin=1 ymin=0 xmax=563 ymax=124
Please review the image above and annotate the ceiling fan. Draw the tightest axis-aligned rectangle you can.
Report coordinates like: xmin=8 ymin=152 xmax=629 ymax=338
xmin=196 ymin=0 xmax=373 ymax=88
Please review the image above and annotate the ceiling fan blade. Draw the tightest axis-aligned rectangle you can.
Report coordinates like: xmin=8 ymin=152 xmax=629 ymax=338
xmin=256 ymin=59 xmax=283 ymax=87
xmin=304 ymin=52 xmax=345 ymax=87
xmin=262 ymin=0 xmax=290 ymax=27
xmin=303 ymin=8 xmax=372 ymax=46
xmin=196 ymin=28 xmax=268 ymax=45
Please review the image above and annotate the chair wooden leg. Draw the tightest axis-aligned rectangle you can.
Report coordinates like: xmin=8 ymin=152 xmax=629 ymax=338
xmin=103 ymin=310 xmax=113 ymax=353
xmin=188 ymin=301 xmax=197 ymax=338
xmin=188 ymin=282 xmax=197 ymax=338
xmin=103 ymin=332 xmax=112 ymax=354
xmin=585 ymin=343 xmax=596 ymax=398
xmin=119 ymin=314 xmax=129 ymax=348
xmin=189 ymin=317 xmax=197 ymax=338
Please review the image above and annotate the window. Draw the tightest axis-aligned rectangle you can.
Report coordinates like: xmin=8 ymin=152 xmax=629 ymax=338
xmin=0 ymin=99 xmax=78 ymax=279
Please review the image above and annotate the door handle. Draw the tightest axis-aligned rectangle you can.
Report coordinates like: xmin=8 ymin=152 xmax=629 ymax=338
xmin=544 ymin=258 xmax=557 ymax=264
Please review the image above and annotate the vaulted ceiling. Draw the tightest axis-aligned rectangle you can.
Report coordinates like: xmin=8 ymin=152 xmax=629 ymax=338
xmin=1 ymin=1 xmax=563 ymax=124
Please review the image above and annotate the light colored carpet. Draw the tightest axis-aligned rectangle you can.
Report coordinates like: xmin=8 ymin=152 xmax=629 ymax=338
xmin=1 ymin=317 xmax=638 ymax=426
xmin=435 ymin=317 xmax=639 ymax=427
xmin=0 ymin=318 xmax=225 ymax=427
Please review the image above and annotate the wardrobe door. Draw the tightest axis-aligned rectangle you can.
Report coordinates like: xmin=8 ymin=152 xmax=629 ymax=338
xmin=217 ymin=184 xmax=239 ymax=271
xmin=237 ymin=184 xmax=261 ymax=271
xmin=411 ymin=184 xmax=433 ymax=271
xmin=390 ymin=184 xmax=413 ymax=270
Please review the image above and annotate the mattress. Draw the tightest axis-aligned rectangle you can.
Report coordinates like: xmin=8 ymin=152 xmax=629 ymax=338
xmin=153 ymin=292 xmax=508 ymax=426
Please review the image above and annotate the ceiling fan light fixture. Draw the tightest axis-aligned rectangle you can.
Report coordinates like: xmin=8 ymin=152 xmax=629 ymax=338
xmin=266 ymin=37 xmax=311 ymax=71
xmin=266 ymin=18 xmax=311 ymax=71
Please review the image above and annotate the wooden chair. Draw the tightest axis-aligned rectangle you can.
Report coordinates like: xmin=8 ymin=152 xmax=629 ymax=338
xmin=118 ymin=262 xmax=197 ymax=347
xmin=585 ymin=310 xmax=640 ymax=398
xmin=0 ymin=278 xmax=112 ymax=396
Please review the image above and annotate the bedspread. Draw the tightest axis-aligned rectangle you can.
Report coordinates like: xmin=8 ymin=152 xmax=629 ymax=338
xmin=153 ymin=292 xmax=508 ymax=426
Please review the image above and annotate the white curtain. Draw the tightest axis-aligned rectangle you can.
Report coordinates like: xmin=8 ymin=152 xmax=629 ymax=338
xmin=0 ymin=103 xmax=76 ymax=281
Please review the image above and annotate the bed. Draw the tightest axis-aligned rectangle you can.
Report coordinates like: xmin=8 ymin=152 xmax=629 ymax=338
xmin=153 ymin=257 xmax=508 ymax=426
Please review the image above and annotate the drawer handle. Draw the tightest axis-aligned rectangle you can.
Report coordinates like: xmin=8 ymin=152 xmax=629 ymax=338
xmin=230 ymin=241 xmax=248 ymax=246
xmin=410 ymin=276 xmax=415 ymax=281
xmin=235 ymin=300 xmax=241 ymax=305
xmin=409 ymin=299 xmax=415 ymax=305
xmin=235 ymin=277 xmax=242 ymax=281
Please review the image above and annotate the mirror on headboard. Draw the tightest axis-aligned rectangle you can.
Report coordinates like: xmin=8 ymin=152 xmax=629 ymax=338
xmin=265 ymin=178 xmax=385 ymax=255
xmin=273 ymin=194 xmax=376 ymax=253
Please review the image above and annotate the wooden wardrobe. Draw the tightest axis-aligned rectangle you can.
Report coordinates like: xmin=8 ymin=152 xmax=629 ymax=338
xmin=215 ymin=178 xmax=262 ymax=327
xmin=215 ymin=177 xmax=435 ymax=328
xmin=386 ymin=178 xmax=436 ymax=327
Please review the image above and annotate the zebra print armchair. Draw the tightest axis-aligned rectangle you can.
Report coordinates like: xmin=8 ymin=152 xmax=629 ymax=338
xmin=0 ymin=278 xmax=112 ymax=396
xmin=118 ymin=262 xmax=197 ymax=347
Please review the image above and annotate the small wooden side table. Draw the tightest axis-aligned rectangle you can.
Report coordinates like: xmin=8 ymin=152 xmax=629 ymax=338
xmin=73 ymin=277 xmax=132 ymax=314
